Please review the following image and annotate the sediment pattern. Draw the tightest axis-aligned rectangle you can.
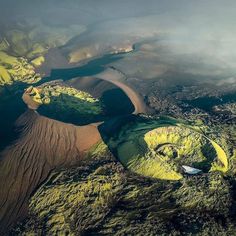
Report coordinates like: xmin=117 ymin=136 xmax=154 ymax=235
xmin=0 ymin=109 xmax=101 ymax=232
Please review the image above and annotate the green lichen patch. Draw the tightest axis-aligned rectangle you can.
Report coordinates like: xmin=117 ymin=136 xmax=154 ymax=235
xmin=26 ymin=82 xmax=104 ymax=124
xmin=14 ymin=161 xmax=124 ymax=236
xmin=106 ymin=116 xmax=228 ymax=180
xmin=0 ymin=51 xmax=41 ymax=85
xmin=0 ymin=19 xmax=86 ymax=86
xmin=12 ymin=158 xmax=234 ymax=236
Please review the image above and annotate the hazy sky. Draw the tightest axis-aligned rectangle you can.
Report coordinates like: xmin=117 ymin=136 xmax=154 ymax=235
xmin=2 ymin=0 xmax=234 ymax=24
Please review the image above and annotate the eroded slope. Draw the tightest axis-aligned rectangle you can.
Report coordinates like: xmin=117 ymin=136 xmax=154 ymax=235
xmin=0 ymin=109 xmax=101 ymax=232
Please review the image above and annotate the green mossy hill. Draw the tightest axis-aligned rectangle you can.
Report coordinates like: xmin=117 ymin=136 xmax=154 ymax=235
xmin=0 ymin=19 xmax=86 ymax=86
xmin=30 ymin=56 xmax=45 ymax=67
xmin=2 ymin=20 xmax=85 ymax=59
xmin=13 ymin=156 xmax=125 ymax=235
xmin=107 ymin=116 xmax=228 ymax=180
xmin=210 ymin=122 xmax=236 ymax=176
xmin=12 ymin=151 xmax=235 ymax=235
xmin=26 ymin=83 xmax=103 ymax=114
xmin=0 ymin=51 xmax=41 ymax=85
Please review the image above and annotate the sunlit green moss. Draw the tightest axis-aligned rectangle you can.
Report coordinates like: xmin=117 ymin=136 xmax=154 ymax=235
xmin=12 ymin=147 xmax=234 ymax=236
xmin=144 ymin=126 xmax=228 ymax=173
xmin=0 ymin=65 xmax=11 ymax=85
xmin=39 ymin=84 xmax=100 ymax=104
xmin=0 ymin=51 xmax=18 ymax=64
xmin=107 ymin=117 xmax=228 ymax=181
xmin=20 ymin=162 xmax=123 ymax=235
xmin=128 ymin=154 xmax=183 ymax=180
xmin=0 ymin=51 xmax=41 ymax=85
xmin=209 ymin=140 xmax=228 ymax=172
xmin=86 ymin=141 xmax=109 ymax=159
xmin=26 ymin=83 xmax=104 ymax=122
xmin=30 ymin=56 xmax=45 ymax=67
xmin=0 ymin=20 xmax=86 ymax=86
xmin=27 ymin=44 xmax=46 ymax=59
xmin=26 ymin=86 xmax=43 ymax=104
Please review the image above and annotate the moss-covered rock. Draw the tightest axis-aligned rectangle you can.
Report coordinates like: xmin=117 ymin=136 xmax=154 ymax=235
xmin=11 ymin=152 xmax=235 ymax=236
xmin=0 ymin=19 xmax=86 ymax=86
xmin=26 ymin=82 xmax=103 ymax=113
xmin=0 ymin=51 xmax=40 ymax=85
xmin=105 ymin=116 xmax=228 ymax=180
xmin=30 ymin=56 xmax=45 ymax=67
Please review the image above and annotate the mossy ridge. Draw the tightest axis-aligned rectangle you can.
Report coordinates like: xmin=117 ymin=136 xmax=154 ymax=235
xmin=12 ymin=161 xmax=124 ymax=236
xmin=144 ymin=126 xmax=228 ymax=173
xmin=12 ymin=159 xmax=234 ymax=236
xmin=25 ymin=83 xmax=103 ymax=117
xmin=3 ymin=20 xmax=85 ymax=59
xmin=0 ymin=65 xmax=11 ymax=85
xmin=209 ymin=122 xmax=236 ymax=175
xmin=86 ymin=141 xmax=111 ymax=160
xmin=30 ymin=56 xmax=45 ymax=67
xmin=107 ymin=116 xmax=228 ymax=181
xmin=107 ymin=117 xmax=182 ymax=180
xmin=0 ymin=20 xmax=86 ymax=86
xmin=0 ymin=51 xmax=41 ymax=86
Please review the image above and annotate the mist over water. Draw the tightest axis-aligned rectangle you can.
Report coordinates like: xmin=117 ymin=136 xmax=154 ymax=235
xmin=1 ymin=0 xmax=235 ymax=84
